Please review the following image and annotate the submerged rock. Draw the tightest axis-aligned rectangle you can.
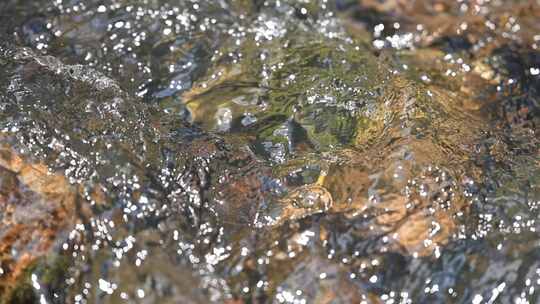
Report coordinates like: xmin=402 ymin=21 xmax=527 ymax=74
xmin=0 ymin=0 xmax=538 ymax=303
xmin=179 ymin=8 xmax=488 ymax=259
xmin=0 ymin=142 xmax=78 ymax=301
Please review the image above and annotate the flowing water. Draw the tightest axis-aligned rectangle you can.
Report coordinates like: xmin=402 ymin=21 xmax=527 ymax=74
xmin=0 ymin=0 xmax=539 ymax=303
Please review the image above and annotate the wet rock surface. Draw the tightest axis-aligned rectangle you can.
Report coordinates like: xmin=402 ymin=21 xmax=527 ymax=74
xmin=0 ymin=144 xmax=77 ymax=299
xmin=0 ymin=0 xmax=539 ymax=303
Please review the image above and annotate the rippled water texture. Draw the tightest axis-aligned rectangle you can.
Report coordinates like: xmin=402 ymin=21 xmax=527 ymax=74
xmin=0 ymin=0 xmax=539 ymax=303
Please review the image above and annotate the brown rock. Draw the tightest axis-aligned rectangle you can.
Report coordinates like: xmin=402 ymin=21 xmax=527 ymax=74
xmin=0 ymin=142 xmax=79 ymax=297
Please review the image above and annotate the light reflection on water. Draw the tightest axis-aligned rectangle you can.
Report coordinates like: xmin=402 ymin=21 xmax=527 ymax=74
xmin=0 ymin=0 xmax=538 ymax=303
